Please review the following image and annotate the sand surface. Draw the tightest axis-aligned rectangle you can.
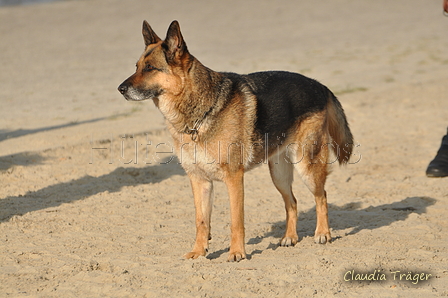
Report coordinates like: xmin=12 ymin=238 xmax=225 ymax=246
xmin=1 ymin=0 xmax=448 ymax=297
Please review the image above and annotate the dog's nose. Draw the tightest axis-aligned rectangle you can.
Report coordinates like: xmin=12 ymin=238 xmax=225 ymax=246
xmin=118 ymin=84 xmax=128 ymax=94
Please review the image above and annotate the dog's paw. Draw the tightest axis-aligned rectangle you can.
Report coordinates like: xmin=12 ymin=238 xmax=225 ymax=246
xmin=314 ymin=233 xmax=331 ymax=244
xmin=280 ymin=236 xmax=298 ymax=247
xmin=184 ymin=249 xmax=207 ymax=260
xmin=227 ymin=251 xmax=246 ymax=262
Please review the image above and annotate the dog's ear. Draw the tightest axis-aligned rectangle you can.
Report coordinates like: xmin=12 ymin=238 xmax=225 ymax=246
xmin=163 ymin=20 xmax=188 ymax=63
xmin=142 ymin=20 xmax=161 ymax=47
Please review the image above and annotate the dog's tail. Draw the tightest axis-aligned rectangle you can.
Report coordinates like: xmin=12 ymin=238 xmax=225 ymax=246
xmin=326 ymin=92 xmax=354 ymax=165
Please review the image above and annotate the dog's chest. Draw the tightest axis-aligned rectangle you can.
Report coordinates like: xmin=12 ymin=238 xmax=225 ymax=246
xmin=173 ymin=133 xmax=261 ymax=179
xmin=174 ymin=140 xmax=226 ymax=180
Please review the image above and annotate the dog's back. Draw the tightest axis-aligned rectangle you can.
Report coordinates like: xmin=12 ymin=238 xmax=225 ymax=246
xmin=246 ymin=71 xmax=328 ymax=135
xmin=237 ymin=71 xmax=353 ymax=164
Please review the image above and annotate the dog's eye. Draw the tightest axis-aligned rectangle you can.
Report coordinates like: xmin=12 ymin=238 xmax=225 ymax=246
xmin=144 ymin=64 xmax=156 ymax=72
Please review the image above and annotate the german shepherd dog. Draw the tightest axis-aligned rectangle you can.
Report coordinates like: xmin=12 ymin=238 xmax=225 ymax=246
xmin=118 ymin=21 xmax=353 ymax=262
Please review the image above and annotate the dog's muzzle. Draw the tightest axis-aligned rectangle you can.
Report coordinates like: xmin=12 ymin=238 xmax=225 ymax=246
xmin=118 ymin=82 xmax=138 ymax=101
xmin=118 ymin=81 xmax=161 ymax=101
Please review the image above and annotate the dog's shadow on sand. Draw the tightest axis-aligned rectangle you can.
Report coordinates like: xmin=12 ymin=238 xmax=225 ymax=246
xmin=243 ymin=196 xmax=436 ymax=257
xmin=0 ymin=156 xmax=185 ymax=222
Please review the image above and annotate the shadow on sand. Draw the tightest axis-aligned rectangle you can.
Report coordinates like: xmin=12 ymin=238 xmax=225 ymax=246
xmin=0 ymin=156 xmax=185 ymax=222
xmin=0 ymin=117 xmax=107 ymax=143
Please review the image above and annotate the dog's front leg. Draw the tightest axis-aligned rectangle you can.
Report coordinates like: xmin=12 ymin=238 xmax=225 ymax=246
xmin=224 ymin=169 xmax=246 ymax=262
xmin=184 ymin=175 xmax=213 ymax=259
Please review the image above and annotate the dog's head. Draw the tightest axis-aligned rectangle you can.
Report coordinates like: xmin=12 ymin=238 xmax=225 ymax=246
xmin=118 ymin=20 xmax=191 ymax=106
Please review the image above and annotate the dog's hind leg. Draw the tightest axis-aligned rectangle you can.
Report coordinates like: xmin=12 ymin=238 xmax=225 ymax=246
xmin=184 ymin=175 xmax=213 ymax=259
xmin=294 ymin=140 xmax=332 ymax=244
xmin=268 ymin=154 xmax=298 ymax=247
xmin=290 ymin=110 xmax=332 ymax=244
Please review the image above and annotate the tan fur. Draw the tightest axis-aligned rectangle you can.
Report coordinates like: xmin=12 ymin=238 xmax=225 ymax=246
xmin=118 ymin=21 xmax=353 ymax=262
xmin=327 ymin=93 xmax=354 ymax=164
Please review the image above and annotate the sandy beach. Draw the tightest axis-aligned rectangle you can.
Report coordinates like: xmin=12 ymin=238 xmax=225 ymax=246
xmin=1 ymin=0 xmax=448 ymax=296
